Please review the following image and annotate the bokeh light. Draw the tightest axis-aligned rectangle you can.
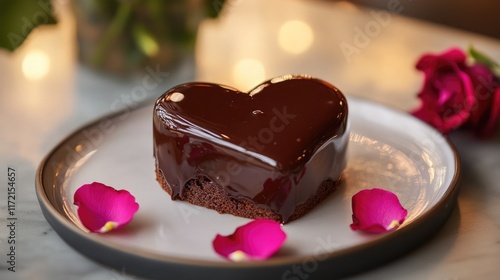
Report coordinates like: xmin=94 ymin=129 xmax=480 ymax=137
xmin=278 ymin=20 xmax=314 ymax=54
xmin=22 ymin=50 xmax=50 ymax=80
xmin=232 ymin=58 xmax=266 ymax=90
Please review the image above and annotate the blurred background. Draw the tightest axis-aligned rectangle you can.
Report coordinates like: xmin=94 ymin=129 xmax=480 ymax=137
xmin=338 ymin=0 xmax=500 ymax=39
xmin=1 ymin=0 xmax=499 ymax=75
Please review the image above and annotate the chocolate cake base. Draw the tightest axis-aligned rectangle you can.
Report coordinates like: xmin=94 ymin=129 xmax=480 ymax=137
xmin=155 ymin=162 xmax=340 ymax=223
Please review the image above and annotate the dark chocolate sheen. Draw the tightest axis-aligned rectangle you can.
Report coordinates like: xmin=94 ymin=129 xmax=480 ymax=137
xmin=153 ymin=75 xmax=348 ymax=222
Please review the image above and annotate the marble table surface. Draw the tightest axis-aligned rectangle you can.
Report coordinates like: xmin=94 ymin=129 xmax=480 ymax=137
xmin=1 ymin=0 xmax=499 ymax=279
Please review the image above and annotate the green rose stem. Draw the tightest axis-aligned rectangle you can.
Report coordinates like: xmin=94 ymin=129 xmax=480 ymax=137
xmin=90 ymin=2 xmax=135 ymax=68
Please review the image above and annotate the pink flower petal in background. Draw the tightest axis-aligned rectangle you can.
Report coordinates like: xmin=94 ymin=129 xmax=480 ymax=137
xmin=213 ymin=219 xmax=286 ymax=261
xmin=412 ymin=48 xmax=476 ymax=134
xmin=350 ymin=188 xmax=408 ymax=234
xmin=74 ymin=182 xmax=139 ymax=233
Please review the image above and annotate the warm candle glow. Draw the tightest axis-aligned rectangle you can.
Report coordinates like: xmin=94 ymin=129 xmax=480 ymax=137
xmin=278 ymin=20 xmax=314 ymax=54
xmin=22 ymin=50 xmax=51 ymax=80
xmin=232 ymin=58 xmax=266 ymax=90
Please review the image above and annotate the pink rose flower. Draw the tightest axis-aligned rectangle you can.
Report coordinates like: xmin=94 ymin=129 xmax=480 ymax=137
xmin=412 ymin=48 xmax=500 ymax=136
xmin=465 ymin=65 xmax=500 ymax=137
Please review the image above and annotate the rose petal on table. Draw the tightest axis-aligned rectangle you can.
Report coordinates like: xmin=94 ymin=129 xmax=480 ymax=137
xmin=213 ymin=219 xmax=286 ymax=261
xmin=350 ymin=188 xmax=408 ymax=234
xmin=73 ymin=182 xmax=139 ymax=233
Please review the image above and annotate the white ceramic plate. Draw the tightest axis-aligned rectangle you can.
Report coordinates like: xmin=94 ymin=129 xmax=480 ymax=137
xmin=36 ymin=97 xmax=460 ymax=279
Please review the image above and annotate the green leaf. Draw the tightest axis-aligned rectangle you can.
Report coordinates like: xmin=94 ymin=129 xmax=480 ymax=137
xmin=0 ymin=0 xmax=57 ymax=51
xmin=207 ymin=0 xmax=226 ymax=18
xmin=132 ymin=23 xmax=159 ymax=57
xmin=468 ymin=45 xmax=500 ymax=76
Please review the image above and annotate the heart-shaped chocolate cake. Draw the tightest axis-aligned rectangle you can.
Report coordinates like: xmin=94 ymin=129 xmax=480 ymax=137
xmin=153 ymin=75 xmax=348 ymax=223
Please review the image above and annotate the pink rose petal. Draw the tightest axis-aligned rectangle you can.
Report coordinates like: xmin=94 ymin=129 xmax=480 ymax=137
xmin=350 ymin=188 xmax=408 ymax=234
xmin=73 ymin=182 xmax=139 ymax=233
xmin=213 ymin=219 xmax=286 ymax=261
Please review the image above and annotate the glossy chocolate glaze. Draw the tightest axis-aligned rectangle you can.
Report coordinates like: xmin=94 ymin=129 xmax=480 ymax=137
xmin=153 ymin=75 xmax=349 ymax=222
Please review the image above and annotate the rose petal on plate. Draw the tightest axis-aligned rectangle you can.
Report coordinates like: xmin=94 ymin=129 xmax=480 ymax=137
xmin=73 ymin=182 xmax=139 ymax=233
xmin=350 ymin=188 xmax=408 ymax=234
xmin=213 ymin=219 xmax=286 ymax=261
